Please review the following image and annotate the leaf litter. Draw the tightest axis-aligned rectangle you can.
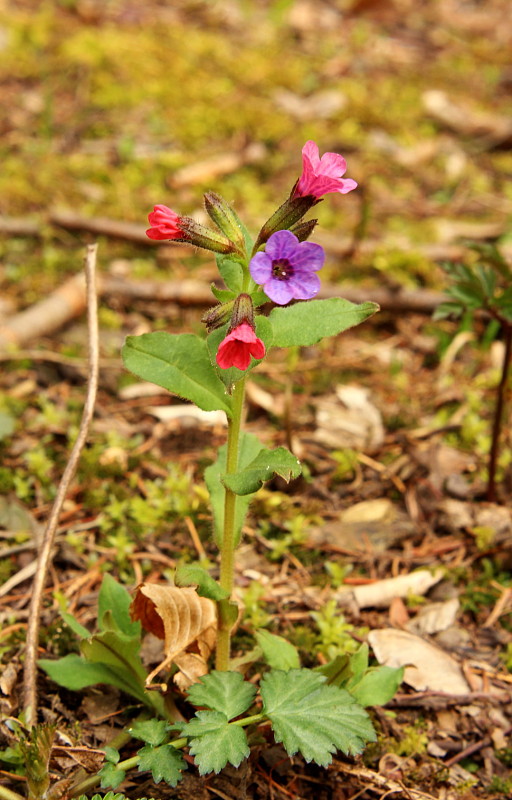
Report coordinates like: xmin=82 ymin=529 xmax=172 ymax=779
xmin=1 ymin=0 xmax=512 ymax=798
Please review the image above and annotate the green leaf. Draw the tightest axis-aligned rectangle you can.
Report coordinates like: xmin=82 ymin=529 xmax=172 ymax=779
xmin=183 ymin=711 xmax=249 ymax=774
xmin=137 ymin=743 xmax=185 ymax=785
xmin=348 ymin=666 xmax=404 ymax=707
xmin=122 ymin=332 xmax=232 ymax=416
xmin=174 ymin=564 xmax=229 ymax=601
xmin=315 ymin=654 xmax=353 ymax=687
xmin=269 ymin=298 xmax=379 ymax=348
xmin=207 ymin=315 xmax=273 ymax=389
xmin=211 ymin=283 xmax=237 ymax=303
xmin=80 ymin=630 xmax=149 ymax=704
xmin=223 ymin=445 xmax=301 ymax=495
xmin=204 ymin=432 xmax=263 ymax=547
xmin=130 ymin=719 xmax=170 ymax=746
xmin=58 ymin=608 xmax=91 ymax=640
xmin=100 ymin=761 xmax=125 ymax=791
xmin=261 ymin=669 xmax=376 ymax=765
xmin=38 ymin=654 xmax=132 ymax=692
xmin=98 ymin=575 xmax=140 ymax=637
xmin=255 ymin=630 xmax=300 ymax=671
xmin=187 ymin=671 xmax=257 ymax=719
xmin=216 ymin=255 xmax=245 ymax=293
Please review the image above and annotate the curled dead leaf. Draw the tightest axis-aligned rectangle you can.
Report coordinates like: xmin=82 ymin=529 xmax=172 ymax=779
xmin=131 ymin=583 xmax=217 ymax=689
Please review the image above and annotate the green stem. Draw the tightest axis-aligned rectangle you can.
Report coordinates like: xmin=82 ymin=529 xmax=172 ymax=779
xmin=216 ymin=376 xmax=246 ymax=670
xmin=231 ymin=712 xmax=265 ymax=727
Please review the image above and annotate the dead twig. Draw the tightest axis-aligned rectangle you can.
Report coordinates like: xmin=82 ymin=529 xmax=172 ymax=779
xmin=23 ymin=243 xmax=100 ymax=728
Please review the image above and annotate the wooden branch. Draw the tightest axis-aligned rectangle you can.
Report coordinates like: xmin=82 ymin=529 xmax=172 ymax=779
xmin=23 ymin=244 xmax=100 ymax=727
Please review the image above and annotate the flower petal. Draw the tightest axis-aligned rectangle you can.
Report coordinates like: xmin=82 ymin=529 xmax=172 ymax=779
xmin=264 ymin=229 xmax=299 ymax=261
xmin=288 ymin=272 xmax=321 ymax=300
xmin=289 ymin=241 xmax=325 ymax=273
xmin=249 ymin=252 xmax=273 ymax=283
xmin=264 ymin=278 xmax=295 ymax=305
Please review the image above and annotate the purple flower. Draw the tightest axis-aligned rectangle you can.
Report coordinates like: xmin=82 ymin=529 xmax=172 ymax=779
xmin=249 ymin=230 xmax=325 ymax=305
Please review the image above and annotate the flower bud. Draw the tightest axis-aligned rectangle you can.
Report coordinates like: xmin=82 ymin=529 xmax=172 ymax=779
xmin=204 ymin=192 xmax=245 ymax=253
xmin=253 ymin=195 xmax=319 ymax=252
xmin=289 ymin=218 xmax=318 ymax=242
xmin=229 ymin=293 xmax=255 ymax=331
xmin=178 ymin=217 xmax=239 ymax=255
xmin=201 ymin=300 xmax=235 ymax=333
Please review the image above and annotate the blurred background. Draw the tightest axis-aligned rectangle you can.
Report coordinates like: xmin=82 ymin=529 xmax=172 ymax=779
xmin=1 ymin=0 xmax=511 ymax=306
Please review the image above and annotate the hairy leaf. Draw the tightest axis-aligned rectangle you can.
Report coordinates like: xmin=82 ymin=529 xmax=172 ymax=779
xmin=349 ymin=666 xmax=404 ymax=707
xmin=187 ymin=671 xmax=257 ymax=719
xmin=261 ymin=669 xmax=376 ymax=765
xmin=129 ymin=719 xmax=171 ymax=747
xmin=122 ymin=332 xmax=232 ymax=416
xmin=255 ymin=630 xmax=300 ymax=671
xmin=137 ymin=743 xmax=185 ymax=785
xmin=182 ymin=711 xmax=249 ymax=775
xmin=269 ymin=298 xmax=379 ymax=348
xmin=99 ymin=762 xmax=126 ymax=791
xmin=223 ymin=445 xmax=301 ymax=495
xmin=174 ymin=563 xmax=229 ymax=601
xmin=98 ymin=574 xmax=140 ymax=637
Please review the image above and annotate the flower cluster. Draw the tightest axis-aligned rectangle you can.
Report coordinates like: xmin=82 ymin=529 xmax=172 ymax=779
xmin=146 ymin=142 xmax=357 ymax=371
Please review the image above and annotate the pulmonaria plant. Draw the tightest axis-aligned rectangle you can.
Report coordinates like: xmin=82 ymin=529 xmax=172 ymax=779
xmin=102 ymin=141 xmax=390 ymax=788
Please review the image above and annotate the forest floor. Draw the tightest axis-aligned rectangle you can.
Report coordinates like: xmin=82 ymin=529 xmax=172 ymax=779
xmin=1 ymin=1 xmax=512 ymax=799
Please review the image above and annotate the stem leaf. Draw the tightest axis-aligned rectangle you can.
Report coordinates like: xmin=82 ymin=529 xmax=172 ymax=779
xmin=222 ymin=445 xmax=301 ymax=495
xmin=269 ymin=298 xmax=379 ymax=347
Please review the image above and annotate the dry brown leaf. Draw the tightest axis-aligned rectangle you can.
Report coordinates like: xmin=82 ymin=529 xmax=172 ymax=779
xmin=338 ymin=568 xmax=443 ymax=610
xmin=369 ymin=628 xmax=470 ymax=694
xmin=131 ymin=583 xmax=217 ymax=688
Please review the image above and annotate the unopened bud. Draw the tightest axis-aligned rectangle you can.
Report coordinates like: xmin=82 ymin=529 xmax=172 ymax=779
xmin=204 ymin=192 xmax=246 ymax=253
xmin=178 ymin=217 xmax=238 ymax=255
xmin=253 ymin=195 xmax=319 ymax=252
xmin=229 ymin=293 xmax=255 ymax=332
xmin=289 ymin=218 xmax=318 ymax=242
xmin=201 ymin=300 xmax=235 ymax=333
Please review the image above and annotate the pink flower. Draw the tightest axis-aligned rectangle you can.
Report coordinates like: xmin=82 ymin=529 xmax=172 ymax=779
xmin=293 ymin=140 xmax=358 ymax=199
xmin=146 ymin=204 xmax=183 ymax=240
xmin=216 ymin=322 xmax=265 ymax=370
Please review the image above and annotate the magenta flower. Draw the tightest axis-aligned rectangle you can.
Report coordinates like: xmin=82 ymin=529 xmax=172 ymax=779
xmin=249 ymin=229 xmax=324 ymax=305
xmin=146 ymin=204 xmax=183 ymax=240
xmin=216 ymin=322 xmax=266 ymax=370
xmin=293 ymin=140 xmax=357 ymax=199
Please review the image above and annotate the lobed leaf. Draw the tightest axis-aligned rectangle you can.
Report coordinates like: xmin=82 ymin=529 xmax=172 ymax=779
xmin=187 ymin=671 xmax=257 ymax=719
xmin=261 ymin=669 xmax=376 ymax=765
xmin=182 ymin=711 xmax=249 ymax=775
xmin=122 ymin=332 xmax=232 ymax=416
xmin=223 ymin=445 xmax=301 ymax=495
xmin=269 ymin=298 xmax=379 ymax=348
xmin=137 ymin=743 xmax=185 ymax=785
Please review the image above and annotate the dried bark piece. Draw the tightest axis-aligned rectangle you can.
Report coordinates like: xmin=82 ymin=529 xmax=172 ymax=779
xmin=131 ymin=583 xmax=217 ymax=688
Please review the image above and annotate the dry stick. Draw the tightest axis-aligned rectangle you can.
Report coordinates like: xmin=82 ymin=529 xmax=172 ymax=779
xmin=23 ymin=243 xmax=100 ymax=728
xmin=486 ymin=322 xmax=512 ymax=502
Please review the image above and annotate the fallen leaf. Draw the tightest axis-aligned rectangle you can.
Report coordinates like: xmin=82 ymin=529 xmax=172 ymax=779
xmin=131 ymin=584 xmax=217 ymax=688
xmin=368 ymin=628 xmax=470 ymax=694
xmin=338 ymin=568 xmax=444 ymax=610
xmin=313 ymin=385 xmax=384 ymax=452
xmin=309 ymin=498 xmax=415 ymax=553
xmin=406 ymin=597 xmax=460 ymax=635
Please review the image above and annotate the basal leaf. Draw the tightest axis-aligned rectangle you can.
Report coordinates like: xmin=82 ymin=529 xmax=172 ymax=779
xmin=130 ymin=719 xmax=171 ymax=747
xmin=58 ymin=608 xmax=91 ymax=640
xmin=174 ymin=564 xmax=229 ymax=601
xmin=223 ymin=445 xmax=301 ymax=495
xmin=38 ymin=654 xmax=134 ymax=694
xmin=122 ymin=332 xmax=232 ymax=416
xmin=261 ymin=669 xmax=376 ymax=765
xmin=204 ymin=432 xmax=263 ymax=547
xmin=269 ymin=298 xmax=379 ymax=348
xmin=348 ymin=665 xmax=404 ymax=707
xmin=98 ymin=575 xmax=140 ymax=637
xmin=137 ymin=743 xmax=185 ymax=785
xmin=183 ymin=711 xmax=249 ymax=775
xmin=255 ymin=630 xmax=300 ymax=671
xmin=99 ymin=762 xmax=125 ymax=791
xmin=187 ymin=671 xmax=257 ymax=719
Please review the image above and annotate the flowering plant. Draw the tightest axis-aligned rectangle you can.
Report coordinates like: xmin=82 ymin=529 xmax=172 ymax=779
xmin=91 ymin=142 xmax=392 ymax=788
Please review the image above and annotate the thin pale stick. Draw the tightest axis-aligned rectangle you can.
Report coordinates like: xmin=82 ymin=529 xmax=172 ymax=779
xmin=23 ymin=243 xmax=100 ymax=727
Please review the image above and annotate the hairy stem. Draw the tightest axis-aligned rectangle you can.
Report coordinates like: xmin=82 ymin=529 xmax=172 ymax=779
xmin=487 ymin=323 xmax=512 ymax=501
xmin=216 ymin=377 xmax=246 ymax=670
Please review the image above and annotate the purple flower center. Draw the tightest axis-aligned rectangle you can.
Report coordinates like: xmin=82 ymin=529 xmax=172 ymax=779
xmin=272 ymin=258 xmax=293 ymax=281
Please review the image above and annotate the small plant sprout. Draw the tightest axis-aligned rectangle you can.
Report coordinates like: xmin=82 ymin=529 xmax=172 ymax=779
xmin=435 ymin=243 xmax=512 ymax=501
xmin=37 ymin=143 xmax=401 ymax=794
